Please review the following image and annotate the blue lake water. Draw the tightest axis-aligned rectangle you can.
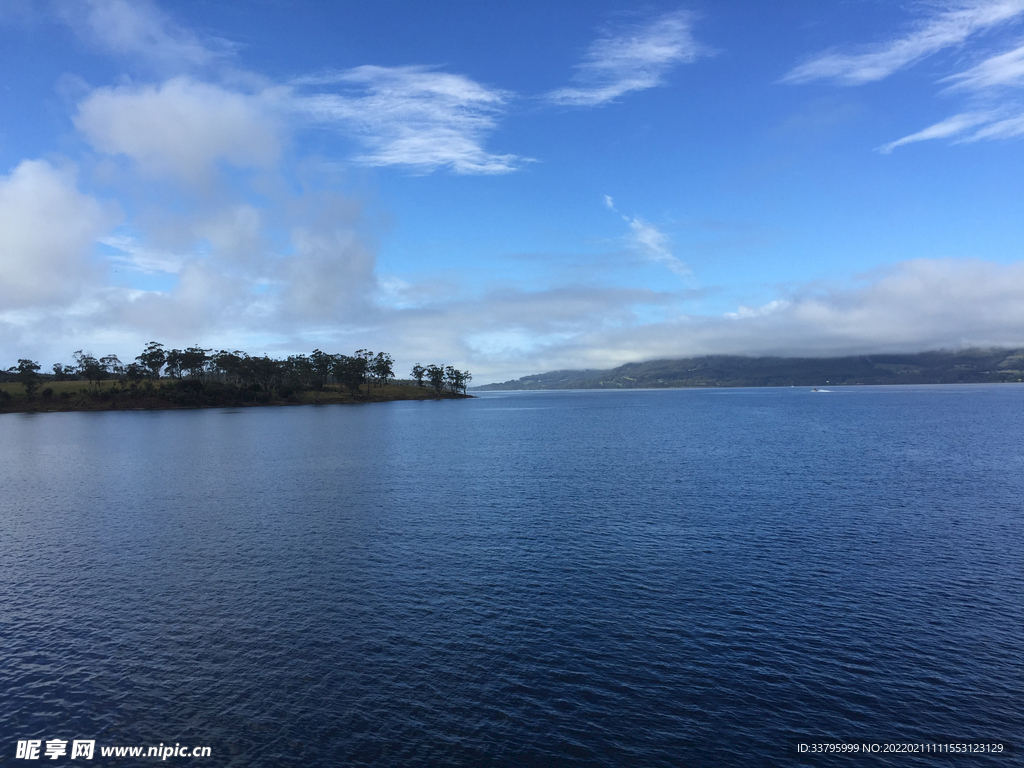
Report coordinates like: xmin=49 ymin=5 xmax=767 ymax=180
xmin=1 ymin=386 xmax=1022 ymax=766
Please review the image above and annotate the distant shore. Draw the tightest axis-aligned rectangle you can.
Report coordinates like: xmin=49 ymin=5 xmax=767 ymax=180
xmin=474 ymin=349 xmax=1024 ymax=391
xmin=0 ymin=380 xmax=470 ymax=415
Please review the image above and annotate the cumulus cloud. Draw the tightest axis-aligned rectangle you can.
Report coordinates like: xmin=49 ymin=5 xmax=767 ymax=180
xmin=75 ymin=77 xmax=282 ymax=184
xmin=293 ymin=65 xmax=520 ymax=174
xmin=783 ymin=0 xmax=1024 ymax=85
xmin=548 ymin=10 xmax=706 ymax=106
xmin=0 ymin=160 xmax=119 ymax=309
xmin=55 ymin=0 xmax=231 ymax=69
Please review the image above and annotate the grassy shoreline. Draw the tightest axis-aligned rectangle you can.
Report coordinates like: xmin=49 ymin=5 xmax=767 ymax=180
xmin=0 ymin=379 xmax=470 ymax=414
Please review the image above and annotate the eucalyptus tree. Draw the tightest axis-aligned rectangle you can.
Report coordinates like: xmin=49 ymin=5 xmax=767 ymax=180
xmin=352 ymin=349 xmax=373 ymax=387
xmin=441 ymin=366 xmax=472 ymax=395
xmin=245 ymin=355 xmax=282 ymax=394
xmin=52 ymin=363 xmax=74 ymax=381
xmin=100 ymin=355 xmax=124 ymax=383
xmin=211 ymin=350 xmax=246 ymax=386
xmin=164 ymin=349 xmax=183 ymax=379
xmin=443 ymin=366 xmax=461 ymax=395
xmin=14 ymin=359 xmax=41 ymax=400
xmin=309 ymin=349 xmax=335 ymax=391
xmin=426 ymin=364 xmax=445 ymax=396
xmin=180 ymin=347 xmax=210 ymax=381
xmin=74 ymin=351 xmax=106 ymax=391
xmin=411 ymin=364 xmax=426 ymax=387
xmin=125 ymin=363 xmax=148 ymax=384
xmin=136 ymin=342 xmax=166 ymax=379
xmin=372 ymin=352 xmax=394 ymax=386
xmin=333 ymin=354 xmax=367 ymax=395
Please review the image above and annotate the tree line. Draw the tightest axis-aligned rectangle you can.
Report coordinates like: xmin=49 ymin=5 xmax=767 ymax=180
xmin=4 ymin=343 xmax=471 ymax=403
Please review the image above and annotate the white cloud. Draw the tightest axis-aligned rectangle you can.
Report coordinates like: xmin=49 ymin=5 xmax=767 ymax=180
xmin=880 ymin=108 xmax=1024 ymax=150
xmin=548 ymin=10 xmax=705 ymax=107
xmin=603 ymin=194 xmax=616 ymax=210
xmin=74 ymin=77 xmax=282 ymax=184
xmin=55 ymin=0 xmax=231 ymax=69
xmin=878 ymin=110 xmax=995 ymax=151
xmin=967 ymin=111 xmax=1024 ymax=136
xmin=357 ymin=257 xmax=1024 ymax=383
xmin=943 ymin=41 xmax=1024 ymax=89
xmin=102 ymin=233 xmax=187 ymax=274
xmin=628 ymin=217 xmax=690 ymax=276
xmin=293 ymin=65 xmax=521 ymax=174
xmin=0 ymin=160 xmax=118 ymax=309
xmin=461 ymin=258 xmax=1024 ymax=381
xmin=786 ymin=2 xmax=1024 ymax=152
xmin=281 ymin=227 xmax=376 ymax=322
xmin=783 ymin=0 xmax=1024 ymax=85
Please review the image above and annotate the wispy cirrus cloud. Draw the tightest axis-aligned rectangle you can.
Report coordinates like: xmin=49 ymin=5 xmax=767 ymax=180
xmin=628 ymin=217 xmax=690 ymax=277
xmin=878 ymin=110 xmax=996 ymax=152
xmin=547 ymin=10 xmax=706 ymax=107
xmin=293 ymin=65 xmax=522 ymax=174
xmin=942 ymin=40 xmax=1024 ymax=89
xmin=882 ymin=109 xmax=1024 ymax=152
xmin=785 ymin=0 xmax=1024 ymax=151
xmin=54 ymin=0 xmax=234 ymax=70
xmin=783 ymin=0 xmax=1024 ymax=85
xmin=54 ymin=1 xmax=522 ymax=176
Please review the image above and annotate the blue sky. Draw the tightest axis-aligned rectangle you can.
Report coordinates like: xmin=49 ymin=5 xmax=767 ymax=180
xmin=3 ymin=0 xmax=1024 ymax=382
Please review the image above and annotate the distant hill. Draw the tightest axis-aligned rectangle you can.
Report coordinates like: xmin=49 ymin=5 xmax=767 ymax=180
xmin=474 ymin=349 xmax=1024 ymax=390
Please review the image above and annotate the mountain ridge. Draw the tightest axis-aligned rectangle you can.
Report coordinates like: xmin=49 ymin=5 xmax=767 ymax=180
xmin=474 ymin=348 xmax=1024 ymax=390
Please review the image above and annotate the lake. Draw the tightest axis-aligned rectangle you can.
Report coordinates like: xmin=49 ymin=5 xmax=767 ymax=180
xmin=1 ymin=386 xmax=1021 ymax=766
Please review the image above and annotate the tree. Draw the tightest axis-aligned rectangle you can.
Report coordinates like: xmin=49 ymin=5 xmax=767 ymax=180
xmin=333 ymin=354 xmax=368 ymax=395
xmin=179 ymin=347 xmax=210 ymax=381
xmin=309 ymin=349 xmax=335 ymax=391
xmin=14 ymin=359 xmax=41 ymax=400
xmin=164 ymin=349 xmax=183 ymax=379
xmin=355 ymin=349 xmax=374 ymax=389
xmin=248 ymin=355 xmax=282 ymax=395
xmin=100 ymin=355 xmax=125 ymax=384
xmin=411 ymin=364 xmax=426 ymax=387
xmin=125 ymin=363 xmax=148 ymax=384
xmin=426 ymin=364 xmax=445 ymax=396
xmin=444 ymin=365 xmax=461 ymax=394
xmin=74 ymin=351 xmax=105 ymax=391
xmin=372 ymin=352 xmax=394 ymax=386
xmin=443 ymin=366 xmax=472 ymax=395
xmin=136 ymin=342 xmax=166 ymax=379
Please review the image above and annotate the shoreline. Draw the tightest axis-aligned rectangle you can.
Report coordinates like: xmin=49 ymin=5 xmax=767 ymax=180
xmin=0 ymin=381 xmax=471 ymax=415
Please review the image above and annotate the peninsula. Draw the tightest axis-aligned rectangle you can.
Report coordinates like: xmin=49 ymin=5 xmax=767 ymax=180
xmin=1 ymin=345 xmax=472 ymax=414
